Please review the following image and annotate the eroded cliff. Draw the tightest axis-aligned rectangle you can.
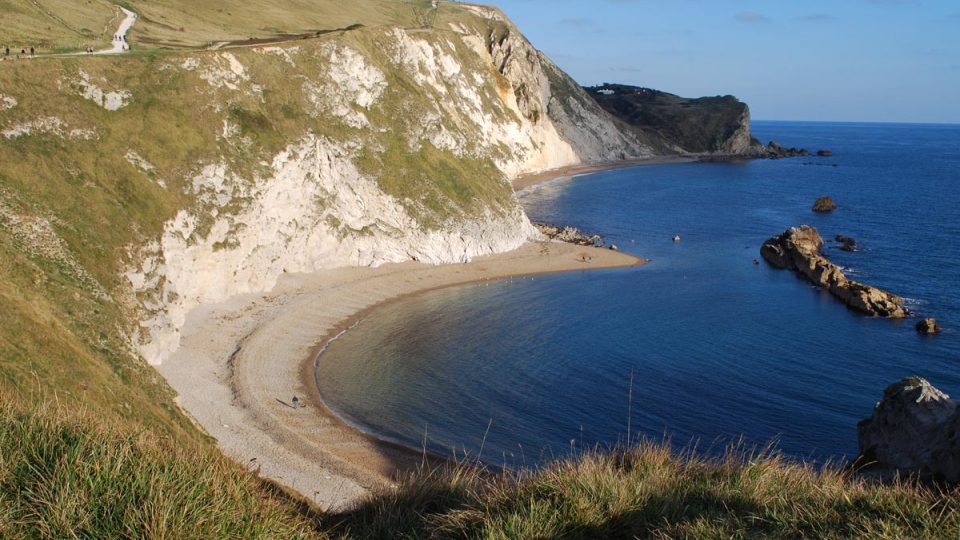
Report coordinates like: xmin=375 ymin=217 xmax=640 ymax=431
xmin=0 ymin=5 xmax=655 ymax=367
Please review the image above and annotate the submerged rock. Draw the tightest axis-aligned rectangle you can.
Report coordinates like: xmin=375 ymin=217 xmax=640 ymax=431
xmin=812 ymin=196 xmax=837 ymax=213
xmin=835 ymin=234 xmax=857 ymax=252
xmin=858 ymin=377 xmax=960 ymax=482
xmin=761 ymin=225 xmax=907 ymax=317
xmin=916 ymin=318 xmax=942 ymax=335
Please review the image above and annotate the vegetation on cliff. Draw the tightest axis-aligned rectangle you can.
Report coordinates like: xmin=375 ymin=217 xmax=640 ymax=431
xmin=585 ymin=83 xmax=764 ymax=155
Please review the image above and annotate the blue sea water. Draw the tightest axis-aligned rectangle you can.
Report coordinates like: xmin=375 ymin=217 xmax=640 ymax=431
xmin=315 ymin=122 xmax=960 ymax=467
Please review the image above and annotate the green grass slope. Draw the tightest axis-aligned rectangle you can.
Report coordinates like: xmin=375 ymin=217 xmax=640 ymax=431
xmin=0 ymin=0 xmax=434 ymax=53
xmin=0 ymin=402 xmax=324 ymax=539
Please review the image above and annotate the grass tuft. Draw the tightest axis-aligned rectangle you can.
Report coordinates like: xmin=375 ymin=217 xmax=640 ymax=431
xmin=0 ymin=401 xmax=326 ymax=539
xmin=337 ymin=442 xmax=960 ymax=539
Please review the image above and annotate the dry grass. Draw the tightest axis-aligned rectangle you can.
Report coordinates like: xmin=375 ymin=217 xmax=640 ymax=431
xmin=0 ymin=400 xmax=326 ymax=539
xmin=339 ymin=443 xmax=960 ymax=539
xmin=0 ymin=0 xmax=437 ymax=53
xmin=7 ymin=401 xmax=958 ymax=539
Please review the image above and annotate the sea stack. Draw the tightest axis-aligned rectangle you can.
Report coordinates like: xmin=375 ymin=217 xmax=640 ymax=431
xmin=858 ymin=377 xmax=960 ymax=481
xmin=916 ymin=318 xmax=942 ymax=335
xmin=812 ymin=196 xmax=837 ymax=213
xmin=761 ymin=226 xmax=907 ymax=317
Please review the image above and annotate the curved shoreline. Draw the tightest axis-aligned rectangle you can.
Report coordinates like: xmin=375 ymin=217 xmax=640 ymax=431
xmin=157 ymin=241 xmax=645 ymax=510
xmin=512 ymin=155 xmax=695 ymax=192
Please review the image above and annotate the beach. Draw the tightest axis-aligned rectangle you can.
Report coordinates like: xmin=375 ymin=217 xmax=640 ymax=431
xmin=158 ymin=240 xmax=644 ymax=511
xmin=512 ymin=155 xmax=694 ymax=192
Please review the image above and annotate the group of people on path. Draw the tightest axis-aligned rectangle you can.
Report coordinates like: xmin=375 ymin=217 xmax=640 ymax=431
xmin=111 ymin=34 xmax=131 ymax=51
xmin=3 ymin=46 xmax=35 ymax=59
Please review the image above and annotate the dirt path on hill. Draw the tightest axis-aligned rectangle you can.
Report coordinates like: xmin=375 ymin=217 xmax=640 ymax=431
xmin=98 ymin=7 xmax=137 ymax=54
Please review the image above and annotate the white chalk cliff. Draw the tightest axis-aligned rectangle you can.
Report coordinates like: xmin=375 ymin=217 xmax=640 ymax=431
xmin=118 ymin=8 xmax=652 ymax=364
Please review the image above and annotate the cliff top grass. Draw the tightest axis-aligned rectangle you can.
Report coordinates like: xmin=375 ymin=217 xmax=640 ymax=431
xmin=5 ymin=401 xmax=960 ymax=539
xmin=1 ymin=0 xmax=436 ymax=53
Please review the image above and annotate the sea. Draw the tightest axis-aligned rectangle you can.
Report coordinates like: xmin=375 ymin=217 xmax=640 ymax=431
xmin=315 ymin=121 xmax=960 ymax=468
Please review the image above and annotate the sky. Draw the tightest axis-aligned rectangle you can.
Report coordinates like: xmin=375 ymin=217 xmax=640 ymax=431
xmin=488 ymin=0 xmax=960 ymax=123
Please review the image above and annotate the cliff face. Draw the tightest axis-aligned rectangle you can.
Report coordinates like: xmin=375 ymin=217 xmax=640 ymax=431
xmin=585 ymin=84 xmax=765 ymax=155
xmin=0 ymin=6 xmax=656 ymax=366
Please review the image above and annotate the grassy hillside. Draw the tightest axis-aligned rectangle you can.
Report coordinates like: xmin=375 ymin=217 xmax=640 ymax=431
xmin=1 ymin=0 xmax=434 ymax=53
xmin=0 ymin=7 xmax=522 ymax=435
xmin=0 ymin=402 xmax=324 ymax=539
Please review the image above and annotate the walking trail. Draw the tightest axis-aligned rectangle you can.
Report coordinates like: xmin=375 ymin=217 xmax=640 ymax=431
xmin=99 ymin=7 xmax=137 ymax=54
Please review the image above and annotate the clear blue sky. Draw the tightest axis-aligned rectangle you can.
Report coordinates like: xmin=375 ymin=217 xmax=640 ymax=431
xmin=487 ymin=0 xmax=960 ymax=123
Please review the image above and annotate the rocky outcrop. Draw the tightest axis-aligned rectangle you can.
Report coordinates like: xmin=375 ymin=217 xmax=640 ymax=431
xmin=485 ymin=27 xmax=650 ymax=171
xmin=584 ymin=84 xmax=765 ymax=155
xmin=764 ymin=141 xmax=809 ymax=159
xmin=583 ymin=85 xmax=815 ymax=160
xmin=533 ymin=223 xmax=602 ymax=247
xmin=813 ymin=196 xmax=837 ymax=213
xmin=916 ymin=319 xmax=942 ymax=335
xmin=817 ymin=149 xmax=834 ymax=157
xmin=858 ymin=377 xmax=960 ymax=482
xmin=761 ymin=226 xmax=907 ymax=317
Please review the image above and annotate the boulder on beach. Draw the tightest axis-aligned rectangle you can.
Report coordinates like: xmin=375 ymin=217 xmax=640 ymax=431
xmin=858 ymin=377 xmax=960 ymax=482
xmin=760 ymin=225 xmax=907 ymax=318
xmin=812 ymin=196 xmax=837 ymax=213
xmin=916 ymin=318 xmax=942 ymax=335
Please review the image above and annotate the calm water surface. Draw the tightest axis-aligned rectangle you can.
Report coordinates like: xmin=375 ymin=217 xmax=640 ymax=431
xmin=316 ymin=122 xmax=960 ymax=466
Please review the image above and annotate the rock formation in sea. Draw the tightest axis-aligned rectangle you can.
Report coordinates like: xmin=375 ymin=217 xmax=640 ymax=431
xmin=764 ymin=141 xmax=809 ymax=159
xmin=533 ymin=223 xmax=603 ymax=247
xmin=760 ymin=226 xmax=907 ymax=317
xmin=916 ymin=318 xmax=942 ymax=335
xmin=835 ymin=235 xmax=857 ymax=252
xmin=858 ymin=377 xmax=960 ymax=482
xmin=813 ymin=196 xmax=837 ymax=213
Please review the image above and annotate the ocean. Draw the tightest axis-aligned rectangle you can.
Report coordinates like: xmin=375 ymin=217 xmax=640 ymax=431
xmin=315 ymin=121 xmax=960 ymax=467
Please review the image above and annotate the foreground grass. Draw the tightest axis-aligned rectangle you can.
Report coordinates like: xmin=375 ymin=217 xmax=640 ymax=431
xmin=0 ymin=402 xmax=324 ymax=539
xmin=341 ymin=445 xmax=960 ymax=539
xmin=4 ymin=401 xmax=960 ymax=539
